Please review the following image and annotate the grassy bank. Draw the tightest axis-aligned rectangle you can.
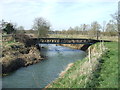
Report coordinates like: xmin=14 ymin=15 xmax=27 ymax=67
xmin=94 ymin=42 xmax=118 ymax=88
xmin=47 ymin=42 xmax=118 ymax=88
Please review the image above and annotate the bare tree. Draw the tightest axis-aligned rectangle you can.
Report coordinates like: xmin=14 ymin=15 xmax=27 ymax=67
xmin=106 ymin=20 xmax=116 ymax=31
xmin=81 ymin=24 xmax=88 ymax=35
xmin=90 ymin=21 xmax=101 ymax=40
xmin=16 ymin=26 xmax=25 ymax=34
xmin=111 ymin=12 xmax=119 ymax=22
xmin=105 ymin=20 xmax=117 ymax=36
xmin=33 ymin=17 xmax=50 ymax=38
xmin=67 ymin=27 xmax=74 ymax=35
xmin=17 ymin=26 xmax=24 ymax=30
xmin=102 ymin=21 xmax=107 ymax=32
xmin=111 ymin=12 xmax=119 ymax=35
xmin=74 ymin=26 xmax=80 ymax=31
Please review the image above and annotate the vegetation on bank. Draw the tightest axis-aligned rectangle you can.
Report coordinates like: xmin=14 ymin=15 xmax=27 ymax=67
xmin=94 ymin=42 xmax=118 ymax=88
xmin=1 ymin=35 xmax=43 ymax=76
xmin=47 ymin=42 xmax=118 ymax=88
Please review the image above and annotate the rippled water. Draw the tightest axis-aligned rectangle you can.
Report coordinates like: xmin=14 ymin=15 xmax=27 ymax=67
xmin=2 ymin=44 xmax=86 ymax=88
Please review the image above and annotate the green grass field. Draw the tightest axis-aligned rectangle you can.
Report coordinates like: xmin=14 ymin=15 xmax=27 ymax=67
xmin=95 ymin=42 xmax=118 ymax=88
xmin=47 ymin=42 xmax=118 ymax=88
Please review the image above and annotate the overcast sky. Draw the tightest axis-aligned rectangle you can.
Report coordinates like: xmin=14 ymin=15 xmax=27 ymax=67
xmin=0 ymin=0 xmax=118 ymax=30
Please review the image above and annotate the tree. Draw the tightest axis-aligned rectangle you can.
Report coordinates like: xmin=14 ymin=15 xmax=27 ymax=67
xmin=74 ymin=26 xmax=81 ymax=35
xmin=0 ymin=20 xmax=7 ymax=33
xmin=111 ymin=12 xmax=119 ymax=35
xmin=74 ymin=26 xmax=81 ymax=31
xmin=2 ymin=22 xmax=16 ymax=34
xmin=16 ymin=26 xmax=25 ymax=34
xmin=90 ymin=21 xmax=101 ymax=40
xmin=17 ymin=26 xmax=24 ymax=30
xmin=102 ymin=21 xmax=106 ymax=32
xmin=105 ymin=20 xmax=117 ymax=36
xmin=67 ymin=27 xmax=75 ymax=35
xmin=82 ymin=24 xmax=87 ymax=31
xmin=111 ymin=12 xmax=119 ymax=23
xmin=106 ymin=20 xmax=116 ymax=32
xmin=33 ymin=17 xmax=50 ymax=38
xmin=81 ymin=24 xmax=88 ymax=35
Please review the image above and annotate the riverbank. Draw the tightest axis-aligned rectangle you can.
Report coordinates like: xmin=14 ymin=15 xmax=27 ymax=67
xmin=1 ymin=35 xmax=44 ymax=76
xmin=58 ymin=44 xmax=91 ymax=51
xmin=46 ymin=42 xmax=118 ymax=88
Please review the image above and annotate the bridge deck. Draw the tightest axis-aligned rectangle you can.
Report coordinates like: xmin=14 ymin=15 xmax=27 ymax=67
xmin=32 ymin=38 xmax=97 ymax=44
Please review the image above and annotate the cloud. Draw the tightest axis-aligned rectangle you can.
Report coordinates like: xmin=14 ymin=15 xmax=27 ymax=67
xmin=0 ymin=0 xmax=118 ymax=30
xmin=49 ymin=1 xmax=117 ymax=30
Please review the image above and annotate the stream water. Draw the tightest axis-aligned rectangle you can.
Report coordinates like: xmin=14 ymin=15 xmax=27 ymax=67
xmin=2 ymin=44 xmax=86 ymax=88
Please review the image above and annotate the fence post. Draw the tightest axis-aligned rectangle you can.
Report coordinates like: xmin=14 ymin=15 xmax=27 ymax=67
xmin=89 ymin=46 xmax=91 ymax=63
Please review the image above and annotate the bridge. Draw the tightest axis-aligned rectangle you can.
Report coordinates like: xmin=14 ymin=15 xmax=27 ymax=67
xmin=32 ymin=38 xmax=98 ymax=44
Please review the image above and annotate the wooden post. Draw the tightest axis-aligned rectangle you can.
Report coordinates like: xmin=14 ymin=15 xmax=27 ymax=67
xmin=89 ymin=46 xmax=93 ymax=73
xmin=89 ymin=46 xmax=91 ymax=63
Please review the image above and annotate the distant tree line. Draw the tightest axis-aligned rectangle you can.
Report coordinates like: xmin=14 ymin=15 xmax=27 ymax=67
xmin=0 ymin=12 xmax=118 ymax=39
xmin=49 ymin=12 xmax=118 ymax=39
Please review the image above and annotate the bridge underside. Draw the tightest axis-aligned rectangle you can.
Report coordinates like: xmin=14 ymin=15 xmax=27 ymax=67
xmin=32 ymin=38 xmax=97 ymax=44
xmin=38 ymin=42 xmax=93 ymax=44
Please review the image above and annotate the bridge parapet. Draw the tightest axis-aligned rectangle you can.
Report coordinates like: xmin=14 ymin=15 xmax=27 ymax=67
xmin=32 ymin=38 xmax=98 ymax=44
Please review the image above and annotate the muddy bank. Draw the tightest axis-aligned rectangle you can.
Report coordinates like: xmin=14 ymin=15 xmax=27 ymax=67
xmin=58 ymin=39 xmax=110 ymax=51
xmin=1 ymin=35 xmax=44 ymax=76
xmin=58 ymin=44 xmax=92 ymax=51
xmin=1 ymin=43 xmax=44 ymax=76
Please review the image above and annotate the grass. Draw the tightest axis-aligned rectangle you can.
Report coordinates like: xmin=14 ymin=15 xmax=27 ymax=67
xmin=47 ymin=58 xmax=88 ymax=88
xmin=95 ymin=42 xmax=118 ymax=88
xmin=2 ymin=39 xmax=23 ymax=48
xmin=86 ymin=42 xmax=118 ymax=88
xmin=47 ymin=42 xmax=118 ymax=88
xmin=49 ymin=34 xmax=118 ymax=41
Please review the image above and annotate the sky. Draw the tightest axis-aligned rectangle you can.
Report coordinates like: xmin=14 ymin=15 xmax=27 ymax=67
xmin=0 ymin=0 xmax=119 ymax=30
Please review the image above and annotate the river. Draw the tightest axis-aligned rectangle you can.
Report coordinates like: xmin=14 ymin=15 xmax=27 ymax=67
xmin=2 ymin=44 xmax=86 ymax=88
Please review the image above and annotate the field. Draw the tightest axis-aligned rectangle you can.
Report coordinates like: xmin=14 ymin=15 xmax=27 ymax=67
xmin=49 ymin=34 xmax=118 ymax=42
